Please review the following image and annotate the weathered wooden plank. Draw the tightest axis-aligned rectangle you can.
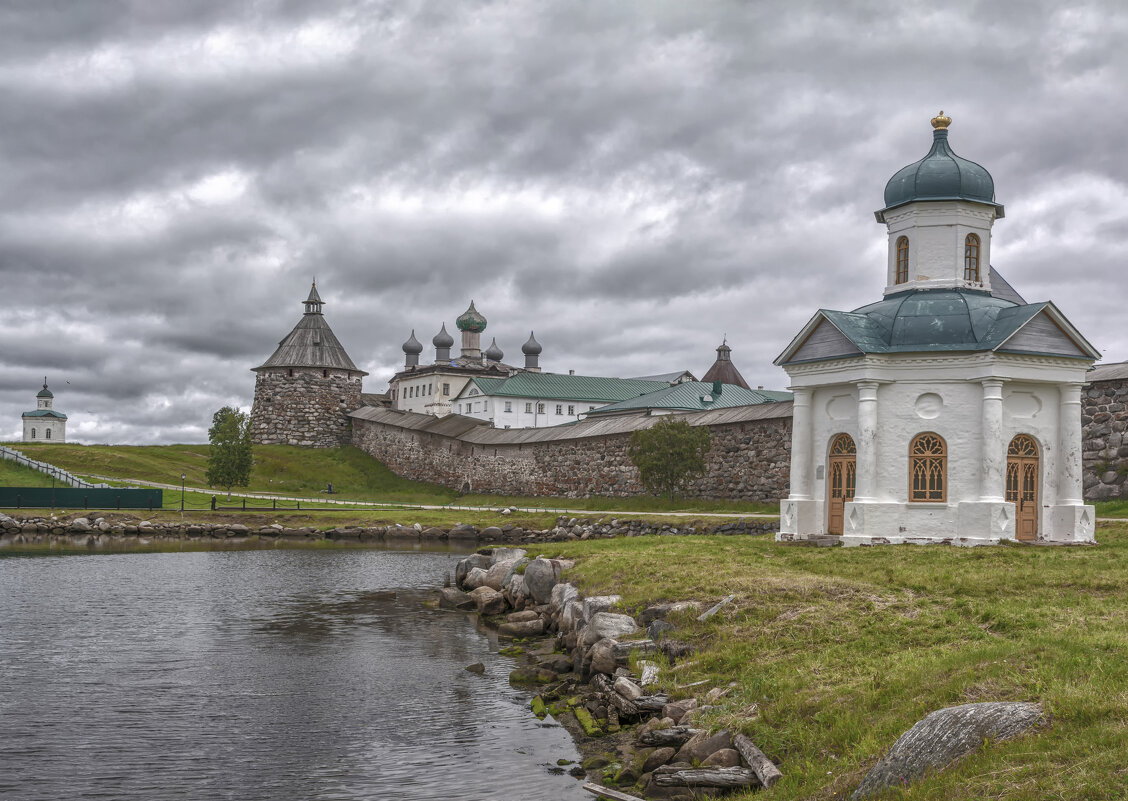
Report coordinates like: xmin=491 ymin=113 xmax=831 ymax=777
xmin=790 ymin=319 xmax=863 ymax=363
xmin=634 ymin=694 xmax=669 ymax=712
xmin=637 ymin=725 xmax=701 ymax=747
xmin=581 ymin=782 xmax=646 ymax=801
xmin=733 ymin=733 xmax=782 ymax=788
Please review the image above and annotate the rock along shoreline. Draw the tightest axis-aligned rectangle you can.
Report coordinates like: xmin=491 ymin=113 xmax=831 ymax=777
xmin=0 ymin=512 xmax=776 ymax=550
xmin=441 ymin=543 xmax=783 ymax=801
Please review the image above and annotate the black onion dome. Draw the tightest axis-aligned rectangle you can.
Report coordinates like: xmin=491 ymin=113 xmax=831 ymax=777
xmin=432 ymin=323 xmax=455 ymax=348
xmin=521 ymin=331 xmax=542 ymax=355
xmin=484 ymin=338 xmax=504 ymax=361
xmin=402 ymin=329 xmax=424 ymax=355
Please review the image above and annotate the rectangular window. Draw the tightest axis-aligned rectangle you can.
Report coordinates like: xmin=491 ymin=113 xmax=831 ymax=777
xmin=555 ymin=405 xmax=563 ymax=415
xmin=46 ymin=429 xmax=51 ymax=439
xmin=443 ymin=383 xmax=450 ymax=396
xmin=473 ymin=402 xmax=480 ymax=413
xmin=484 ymin=401 xmax=489 ymax=412
xmin=505 ymin=402 xmax=512 ymax=412
xmin=525 ymin=403 xmax=533 ymax=413
xmin=567 ymin=405 xmax=574 ymax=415
xmin=537 ymin=403 xmax=545 ymax=414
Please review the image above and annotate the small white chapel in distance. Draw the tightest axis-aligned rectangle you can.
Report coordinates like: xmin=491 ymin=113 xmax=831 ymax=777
xmin=775 ymin=112 xmax=1100 ymax=546
xmin=22 ymin=379 xmax=68 ymax=443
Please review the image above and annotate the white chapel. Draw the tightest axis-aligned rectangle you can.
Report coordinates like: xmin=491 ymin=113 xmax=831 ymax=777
xmin=775 ymin=112 xmax=1100 ymax=546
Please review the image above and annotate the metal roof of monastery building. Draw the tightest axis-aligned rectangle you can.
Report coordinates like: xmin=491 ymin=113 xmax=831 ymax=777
xmin=588 ymin=381 xmax=792 ymax=417
xmin=459 ymin=373 xmax=669 ymax=404
xmin=23 ymin=409 xmax=67 ymax=419
xmin=776 ymin=288 xmax=1100 ymax=365
xmin=350 ymin=400 xmax=794 ymax=444
xmin=1088 ymin=361 xmax=1128 ymax=382
xmin=253 ymin=283 xmax=367 ymax=374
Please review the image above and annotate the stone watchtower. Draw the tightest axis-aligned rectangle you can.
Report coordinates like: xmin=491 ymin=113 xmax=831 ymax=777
xmin=249 ymin=283 xmax=367 ymax=447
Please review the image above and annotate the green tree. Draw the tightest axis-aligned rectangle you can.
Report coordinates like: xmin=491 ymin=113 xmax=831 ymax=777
xmin=627 ymin=416 xmax=712 ymax=501
xmin=206 ymin=406 xmax=253 ymax=499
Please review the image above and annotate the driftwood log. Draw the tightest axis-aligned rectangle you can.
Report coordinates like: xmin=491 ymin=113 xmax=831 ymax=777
xmin=651 ymin=765 xmax=760 ymax=788
xmin=612 ymin=639 xmax=658 ymax=661
xmin=634 ymin=695 xmax=669 ymax=712
xmin=637 ymin=725 xmax=701 ymax=747
xmin=733 ymin=733 xmax=782 ymax=788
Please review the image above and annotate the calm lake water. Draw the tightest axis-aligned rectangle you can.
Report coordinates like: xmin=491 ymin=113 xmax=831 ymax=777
xmin=0 ymin=547 xmax=587 ymax=801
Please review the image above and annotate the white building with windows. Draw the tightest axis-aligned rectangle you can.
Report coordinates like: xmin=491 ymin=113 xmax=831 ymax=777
xmin=452 ymin=373 xmax=671 ymax=428
xmin=775 ymin=112 xmax=1099 ymax=546
xmin=22 ymin=380 xmax=67 ymax=443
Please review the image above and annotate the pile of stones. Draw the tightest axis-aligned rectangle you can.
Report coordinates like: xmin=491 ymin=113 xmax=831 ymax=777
xmin=441 ymin=547 xmax=781 ymax=800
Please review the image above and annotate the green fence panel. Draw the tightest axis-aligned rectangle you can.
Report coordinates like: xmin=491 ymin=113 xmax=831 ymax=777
xmin=0 ymin=487 xmax=164 ymax=509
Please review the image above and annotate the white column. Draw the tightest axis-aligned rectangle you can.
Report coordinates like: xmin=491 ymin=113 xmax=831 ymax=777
xmin=854 ymin=382 xmax=879 ymax=501
xmin=979 ymin=379 xmax=1006 ymax=502
xmin=788 ymin=388 xmax=814 ymax=500
xmin=1058 ymin=383 xmax=1085 ymax=505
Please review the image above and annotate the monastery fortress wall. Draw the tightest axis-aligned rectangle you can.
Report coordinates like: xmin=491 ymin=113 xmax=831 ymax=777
xmin=350 ymin=404 xmax=792 ymax=502
xmin=349 ymin=373 xmax=1126 ymax=503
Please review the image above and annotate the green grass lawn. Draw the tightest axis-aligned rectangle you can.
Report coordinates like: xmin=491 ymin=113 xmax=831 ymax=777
xmin=541 ymin=521 xmax=1128 ymax=800
xmin=0 ymin=457 xmax=58 ymax=488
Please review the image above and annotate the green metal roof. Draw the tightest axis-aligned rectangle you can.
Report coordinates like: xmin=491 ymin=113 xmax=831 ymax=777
xmin=588 ymin=382 xmax=792 ymax=416
xmin=23 ymin=409 xmax=67 ymax=419
xmin=881 ymin=127 xmax=1002 ymax=217
xmin=462 ymin=373 xmax=668 ymax=403
xmin=779 ymin=289 xmax=1099 ymax=363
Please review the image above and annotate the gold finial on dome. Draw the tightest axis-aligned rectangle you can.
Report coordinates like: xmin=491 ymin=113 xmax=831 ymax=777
xmin=931 ymin=110 xmax=952 ymax=130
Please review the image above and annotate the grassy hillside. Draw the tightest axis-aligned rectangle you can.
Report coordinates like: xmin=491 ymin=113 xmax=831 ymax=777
xmin=11 ymin=443 xmax=459 ymax=505
xmin=0 ymin=457 xmax=58 ymax=488
xmin=548 ymin=520 xmax=1128 ymax=800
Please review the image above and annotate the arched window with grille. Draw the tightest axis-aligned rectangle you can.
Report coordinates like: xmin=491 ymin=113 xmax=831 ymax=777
xmin=964 ymin=233 xmax=981 ymax=282
xmin=909 ymin=433 xmax=946 ymax=502
xmin=895 ymin=236 xmax=909 ymax=284
xmin=31 ymin=428 xmax=36 ymax=439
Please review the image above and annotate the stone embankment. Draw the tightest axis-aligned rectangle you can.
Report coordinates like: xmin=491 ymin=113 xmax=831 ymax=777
xmin=0 ymin=513 xmax=775 ymax=550
xmin=1082 ymin=378 xmax=1128 ymax=501
xmin=443 ymin=547 xmax=782 ymax=800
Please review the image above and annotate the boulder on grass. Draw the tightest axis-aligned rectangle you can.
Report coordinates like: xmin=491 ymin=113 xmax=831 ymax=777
xmin=582 ymin=612 xmax=639 ymax=646
xmin=523 ymin=558 xmax=564 ymax=604
xmin=852 ymin=702 xmax=1047 ymax=800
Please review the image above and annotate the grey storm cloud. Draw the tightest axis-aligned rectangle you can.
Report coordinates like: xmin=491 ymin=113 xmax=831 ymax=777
xmin=2 ymin=0 xmax=1126 ymax=443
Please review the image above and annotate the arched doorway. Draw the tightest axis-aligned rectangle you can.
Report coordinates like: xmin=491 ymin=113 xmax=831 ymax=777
xmin=827 ymin=434 xmax=856 ymax=535
xmin=1006 ymin=435 xmax=1039 ymax=541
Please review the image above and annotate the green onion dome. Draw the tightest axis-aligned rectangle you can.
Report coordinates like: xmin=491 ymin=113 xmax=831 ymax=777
xmin=456 ymin=300 xmax=487 ymax=333
xmin=881 ymin=112 xmax=1001 ymax=215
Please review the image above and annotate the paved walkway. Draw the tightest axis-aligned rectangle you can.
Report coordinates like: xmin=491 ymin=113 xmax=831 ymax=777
xmin=84 ymin=474 xmax=779 ymax=519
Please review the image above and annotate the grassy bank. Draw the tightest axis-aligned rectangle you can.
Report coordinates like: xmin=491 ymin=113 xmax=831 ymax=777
xmin=6 ymin=443 xmax=778 ymax=516
xmin=0 ymin=458 xmax=58 ymax=488
xmin=541 ymin=521 xmax=1128 ymax=800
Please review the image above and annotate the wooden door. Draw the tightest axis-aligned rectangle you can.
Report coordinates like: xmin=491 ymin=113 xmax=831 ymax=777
xmin=827 ymin=434 xmax=856 ymax=535
xmin=1006 ymin=435 xmax=1039 ymax=541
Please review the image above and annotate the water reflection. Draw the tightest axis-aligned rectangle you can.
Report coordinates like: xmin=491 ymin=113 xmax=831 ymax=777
xmin=0 ymin=549 xmax=586 ymax=801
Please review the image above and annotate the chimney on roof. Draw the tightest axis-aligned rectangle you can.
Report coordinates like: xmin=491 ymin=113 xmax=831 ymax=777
xmin=569 ymin=369 xmax=574 ymax=375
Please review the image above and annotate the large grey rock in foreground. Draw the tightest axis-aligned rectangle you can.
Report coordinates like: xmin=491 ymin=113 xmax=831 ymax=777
xmin=852 ymin=702 xmax=1046 ymax=800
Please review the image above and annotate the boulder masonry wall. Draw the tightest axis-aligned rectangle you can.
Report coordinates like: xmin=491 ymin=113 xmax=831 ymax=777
xmin=1082 ymin=375 xmax=1128 ymax=501
xmin=350 ymin=404 xmax=791 ymax=502
xmin=250 ymin=370 xmax=361 ymax=448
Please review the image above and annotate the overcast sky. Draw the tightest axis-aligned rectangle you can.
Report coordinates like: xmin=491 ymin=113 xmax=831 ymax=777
xmin=2 ymin=0 xmax=1126 ymax=445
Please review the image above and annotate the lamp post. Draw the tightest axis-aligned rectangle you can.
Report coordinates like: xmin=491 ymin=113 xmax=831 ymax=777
xmin=181 ymin=474 xmax=186 ymax=512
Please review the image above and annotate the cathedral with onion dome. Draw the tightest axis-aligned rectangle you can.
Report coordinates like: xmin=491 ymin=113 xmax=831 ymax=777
xmin=775 ymin=113 xmax=1100 ymax=545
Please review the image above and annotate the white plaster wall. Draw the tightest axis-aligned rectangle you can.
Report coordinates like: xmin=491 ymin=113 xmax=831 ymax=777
xmin=884 ymin=201 xmax=995 ymax=294
xmin=23 ymin=418 xmax=65 ymax=443
xmin=393 ymin=373 xmax=469 ymax=415
xmin=796 ymin=355 xmax=1088 ymax=539
xmin=452 ymin=393 xmax=605 ymax=429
